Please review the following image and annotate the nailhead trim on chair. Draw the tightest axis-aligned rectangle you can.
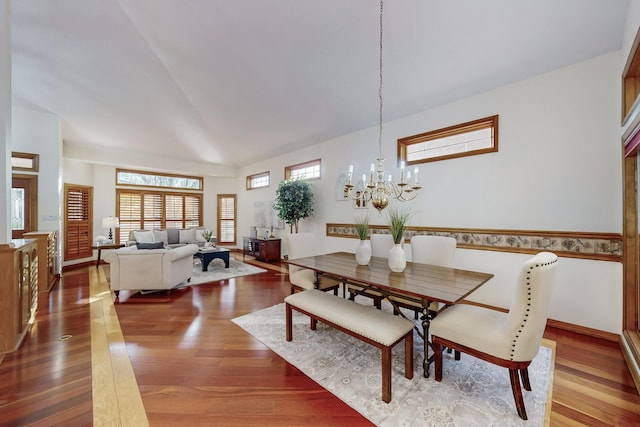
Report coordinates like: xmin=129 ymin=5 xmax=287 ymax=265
xmin=509 ymin=258 xmax=557 ymax=360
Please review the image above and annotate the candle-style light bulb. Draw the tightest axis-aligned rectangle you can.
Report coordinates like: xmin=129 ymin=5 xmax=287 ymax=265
xmin=414 ymin=167 xmax=419 ymax=186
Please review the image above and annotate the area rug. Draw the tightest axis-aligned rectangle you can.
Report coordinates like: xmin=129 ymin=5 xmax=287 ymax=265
xmin=232 ymin=302 xmax=553 ymax=427
xmin=188 ymin=258 xmax=267 ymax=285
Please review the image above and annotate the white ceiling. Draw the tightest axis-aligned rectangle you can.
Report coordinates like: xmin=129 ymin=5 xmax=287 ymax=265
xmin=10 ymin=0 xmax=629 ymax=173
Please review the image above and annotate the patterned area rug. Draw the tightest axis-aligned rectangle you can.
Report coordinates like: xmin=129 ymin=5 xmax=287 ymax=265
xmin=188 ymin=258 xmax=267 ymax=285
xmin=232 ymin=302 xmax=554 ymax=427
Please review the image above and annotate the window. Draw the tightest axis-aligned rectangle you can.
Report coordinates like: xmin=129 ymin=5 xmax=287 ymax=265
xmin=116 ymin=190 xmax=202 ymax=243
xmin=11 ymin=152 xmax=39 ymax=172
xmin=116 ymin=169 xmax=203 ymax=191
xmin=246 ymin=171 xmax=270 ymax=190
xmin=398 ymin=115 xmax=498 ymax=164
xmin=217 ymin=194 xmax=237 ymax=245
xmin=285 ymin=159 xmax=321 ymax=180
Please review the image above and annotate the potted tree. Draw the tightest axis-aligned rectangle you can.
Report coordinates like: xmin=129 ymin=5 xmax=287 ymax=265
xmin=354 ymin=214 xmax=371 ymax=265
xmin=386 ymin=206 xmax=413 ymax=272
xmin=273 ymin=178 xmax=314 ymax=233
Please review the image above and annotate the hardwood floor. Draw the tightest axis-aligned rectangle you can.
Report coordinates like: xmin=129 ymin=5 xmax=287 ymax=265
xmin=1 ymin=257 xmax=639 ymax=426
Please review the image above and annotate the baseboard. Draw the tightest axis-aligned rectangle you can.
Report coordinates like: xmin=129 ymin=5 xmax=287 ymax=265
xmin=546 ymin=318 xmax=619 ymax=342
xmin=62 ymin=260 xmax=97 ymax=272
xmin=621 ymin=330 xmax=640 ymax=394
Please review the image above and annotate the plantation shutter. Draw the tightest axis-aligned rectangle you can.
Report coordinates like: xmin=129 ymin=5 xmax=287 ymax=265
xmin=117 ymin=190 xmax=203 ymax=242
xmin=64 ymin=184 xmax=93 ymax=260
xmin=217 ymin=194 xmax=236 ymax=245
xmin=184 ymin=195 xmax=201 ymax=228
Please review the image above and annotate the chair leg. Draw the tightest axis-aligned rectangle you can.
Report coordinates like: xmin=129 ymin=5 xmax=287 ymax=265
xmin=508 ymin=368 xmax=528 ymax=420
xmin=520 ymin=367 xmax=531 ymax=391
xmin=454 ymin=350 xmax=461 ymax=360
xmin=434 ymin=340 xmax=443 ymax=381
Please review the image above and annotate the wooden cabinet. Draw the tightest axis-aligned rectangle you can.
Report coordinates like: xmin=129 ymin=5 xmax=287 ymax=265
xmin=23 ymin=231 xmax=59 ymax=292
xmin=243 ymin=237 xmax=281 ymax=262
xmin=0 ymin=239 xmax=38 ymax=353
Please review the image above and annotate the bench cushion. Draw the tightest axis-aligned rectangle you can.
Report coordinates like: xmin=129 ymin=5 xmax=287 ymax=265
xmin=285 ymin=289 xmax=414 ymax=346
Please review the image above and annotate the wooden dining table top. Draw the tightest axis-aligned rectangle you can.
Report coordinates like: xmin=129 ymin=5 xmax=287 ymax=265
xmin=287 ymin=251 xmax=494 ymax=305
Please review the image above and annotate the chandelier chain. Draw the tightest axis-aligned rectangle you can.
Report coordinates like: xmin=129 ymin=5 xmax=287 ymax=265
xmin=378 ymin=0 xmax=384 ymax=160
xmin=343 ymin=0 xmax=421 ymax=212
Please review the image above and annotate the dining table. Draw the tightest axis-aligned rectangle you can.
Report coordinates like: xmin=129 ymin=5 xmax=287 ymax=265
xmin=286 ymin=251 xmax=494 ymax=377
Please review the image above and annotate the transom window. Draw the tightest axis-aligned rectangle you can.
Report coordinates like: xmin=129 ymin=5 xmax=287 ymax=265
xmin=116 ymin=169 xmax=203 ymax=191
xmin=11 ymin=152 xmax=39 ymax=172
xmin=246 ymin=171 xmax=270 ymax=190
xmin=398 ymin=115 xmax=498 ymax=164
xmin=285 ymin=159 xmax=321 ymax=180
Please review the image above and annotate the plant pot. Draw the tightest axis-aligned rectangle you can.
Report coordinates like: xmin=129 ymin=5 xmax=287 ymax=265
xmin=355 ymin=239 xmax=372 ymax=265
xmin=388 ymin=244 xmax=406 ymax=272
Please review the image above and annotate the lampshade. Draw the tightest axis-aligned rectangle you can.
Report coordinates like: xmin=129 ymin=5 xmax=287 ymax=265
xmin=102 ymin=216 xmax=119 ymax=229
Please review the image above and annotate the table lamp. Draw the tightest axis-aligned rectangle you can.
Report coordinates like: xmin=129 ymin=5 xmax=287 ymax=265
xmin=102 ymin=216 xmax=119 ymax=242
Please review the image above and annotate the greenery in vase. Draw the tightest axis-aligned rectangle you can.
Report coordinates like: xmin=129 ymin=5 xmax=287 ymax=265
xmin=354 ymin=214 xmax=370 ymax=240
xmin=386 ymin=206 xmax=413 ymax=244
xmin=201 ymin=229 xmax=213 ymax=242
xmin=273 ymin=178 xmax=314 ymax=233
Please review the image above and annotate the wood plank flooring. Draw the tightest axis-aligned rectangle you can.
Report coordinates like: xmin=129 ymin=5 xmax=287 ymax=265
xmin=0 ymin=256 xmax=639 ymax=426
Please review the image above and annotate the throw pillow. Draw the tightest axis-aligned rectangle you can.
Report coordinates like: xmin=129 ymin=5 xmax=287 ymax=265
xmin=179 ymin=228 xmax=196 ymax=244
xmin=153 ymin=229 xmax=168 ymax=245
xmin=136 ymin=242 xmax=165 ymax=250
xmin=166 ymin=229 xmax=180 ymax=244
xmin=133 ymin=230 xmax=154 ymax=244
xmin=194 ymin=228 xmax=208 ymax=243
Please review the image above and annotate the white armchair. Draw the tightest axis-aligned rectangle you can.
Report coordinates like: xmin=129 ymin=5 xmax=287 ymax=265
xmin=103 ymin=244 xmax=199 ymax=296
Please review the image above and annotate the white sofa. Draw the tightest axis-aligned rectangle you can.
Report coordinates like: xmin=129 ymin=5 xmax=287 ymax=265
xmin=103 ymin=244 xmax=199 ymax=295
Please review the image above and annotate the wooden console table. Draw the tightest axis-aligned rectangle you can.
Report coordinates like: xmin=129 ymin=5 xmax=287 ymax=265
xmin=243 ymin=237 xmax=281 ymax=262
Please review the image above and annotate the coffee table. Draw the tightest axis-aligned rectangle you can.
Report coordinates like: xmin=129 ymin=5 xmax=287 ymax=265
xmin=194 ymin=247 xmax=230 ymax=271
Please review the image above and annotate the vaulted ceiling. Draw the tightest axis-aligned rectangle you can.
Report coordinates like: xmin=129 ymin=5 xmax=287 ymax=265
xmin=11 ymin=0 xmax=629 ymax=174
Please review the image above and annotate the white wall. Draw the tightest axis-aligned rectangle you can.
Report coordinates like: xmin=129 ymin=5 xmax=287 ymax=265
xmin=12 ymin=107 xmax=62 ymax=232
xmin=238 ymin=52 xmax=623 ymax=334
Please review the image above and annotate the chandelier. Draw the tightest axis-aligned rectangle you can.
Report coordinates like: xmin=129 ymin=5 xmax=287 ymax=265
xmin=343 ymin=0 xmax=421 ymax=213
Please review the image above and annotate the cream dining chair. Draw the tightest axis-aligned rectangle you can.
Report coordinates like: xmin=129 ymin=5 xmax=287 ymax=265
xmin=430 ymin=251 xmax=558 ymax=420
xmin=388 ymin=235 xmax=457 ymax=318
xmin=285 ymin=233 xmax=341 ymax=295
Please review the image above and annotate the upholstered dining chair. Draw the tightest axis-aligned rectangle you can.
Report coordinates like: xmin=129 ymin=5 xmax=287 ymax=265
xmin=370 ymin=233 xmax=394 ymax=258
xmin=430 ymin=251 xmax=558 ymax=420
xmin=388 ymin=235 xmax=457 ymax=318
xmin=347 ymin=233 xmax=394 ymax=308
xmin=285 ymin=233 xmax=341 ymax=295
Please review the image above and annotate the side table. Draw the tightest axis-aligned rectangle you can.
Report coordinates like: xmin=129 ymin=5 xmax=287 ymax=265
xmin=92 ymin=243 xmax=124 ymax=268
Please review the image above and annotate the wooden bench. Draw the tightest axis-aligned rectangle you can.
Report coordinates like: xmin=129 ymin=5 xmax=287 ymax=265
xmin=284 ymin=289 xmax=414 ymax=403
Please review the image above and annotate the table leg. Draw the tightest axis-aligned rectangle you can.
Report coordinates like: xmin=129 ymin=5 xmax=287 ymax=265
xmin=201 ymin=255 xmax=211 ymax=271
xmin=96 ymin=248 xmax=102 ymax=268
xmin=223 ymin=253 xmax=229 ymax=268
xmin=421 ymin=306 xmax=433 ymax=378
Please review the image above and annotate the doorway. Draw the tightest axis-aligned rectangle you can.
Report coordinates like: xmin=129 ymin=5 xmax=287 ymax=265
xmin=11 ymin=174 xmax=38 ymax=239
